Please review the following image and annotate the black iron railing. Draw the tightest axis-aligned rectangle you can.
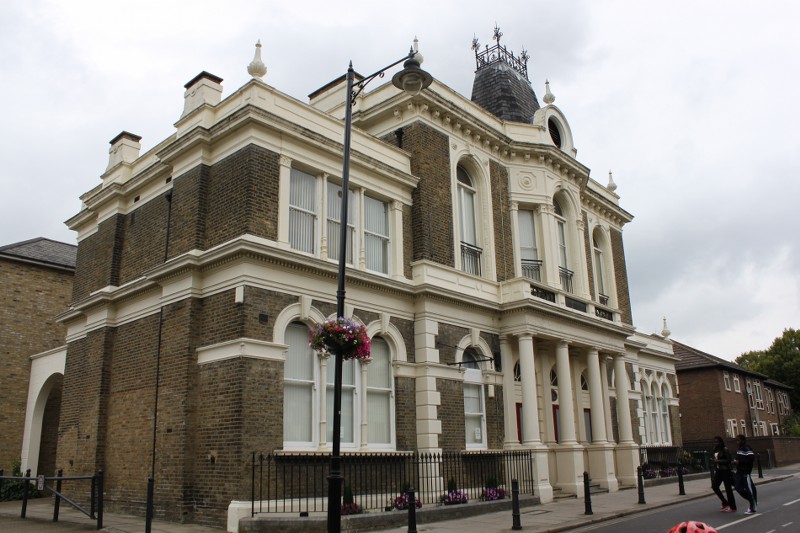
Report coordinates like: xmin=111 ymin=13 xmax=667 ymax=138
xmin=461 ymin=242 xmax=482 ymax=276
xmin=638 ymin=445 xmax=711 ymax=479
xmin=558 ymin=267 xmax=574 ymax=294
xmin=521 ymin=259 xmax=542 ymax=281
xmin=249 ymin=450 xmax=535 ymax=515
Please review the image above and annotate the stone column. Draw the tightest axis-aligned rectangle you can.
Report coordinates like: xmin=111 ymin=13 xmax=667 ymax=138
xmin=518 ymin=334 xmax=553 ymax=502
xmin=500 ymin=336 xmax=519 ymax=448
xmin=277 ymin=155 xmax=292 ymax=245
xmin=586 ymin=348 xmax=618 ymax=491
xmin=614 ymin=353 xmax=638 ymax=485
xmin=554 ymin=340 xmax=584 ymax=496
xmin=518 ymin=334 xmax=541 ymax=445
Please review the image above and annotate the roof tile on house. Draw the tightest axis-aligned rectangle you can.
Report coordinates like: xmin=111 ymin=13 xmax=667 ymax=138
xmin=0 ymin=237 xmax=77 ymax=270
xmin=672 ymin=339 xmax=768 ymax=379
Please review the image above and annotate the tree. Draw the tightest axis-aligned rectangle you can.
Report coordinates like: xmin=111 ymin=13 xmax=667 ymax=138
xmin=735 ymin=328 xmax=800 ymax=411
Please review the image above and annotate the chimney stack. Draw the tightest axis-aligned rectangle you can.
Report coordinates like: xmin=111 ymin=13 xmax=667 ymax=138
xmin=106 ymin=131 xmax=142 ymax=171
xmin=181 ymin=71 xmax=223 ymax=118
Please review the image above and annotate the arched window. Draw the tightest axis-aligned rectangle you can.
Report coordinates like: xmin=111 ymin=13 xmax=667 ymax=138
xmin=366 ymin=337 xmax=394 ymax=446
xmin=660 ymin=384 xmax=672 ymax=444
xmin=457 ymin=166 xmax=481 ymax=276
xmin=592 ymin=229 xmax=610 ymax=305
xmin=463 ymin=348 xmax=486 ymax=449
xmin=548 ymin=118 xmax=562 ymax=148
xmin=553 ymin=198 xmax=573 ymax=293
xmin=284 ymin=320 xmax=397 ymax=450
xmin=284 ymin=322 xmax=317 ymax=446
xmin=641 ymin=381 xmax=651 ymax=445
xmin=518 ymin=209 xmax=541 ymax=281
xmin=513 ymin=361 xmax=521 ymax=382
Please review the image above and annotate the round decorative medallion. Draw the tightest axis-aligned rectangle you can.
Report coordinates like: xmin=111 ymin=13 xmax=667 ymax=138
xmin=518 ymin=173 xmax=535 ymax=191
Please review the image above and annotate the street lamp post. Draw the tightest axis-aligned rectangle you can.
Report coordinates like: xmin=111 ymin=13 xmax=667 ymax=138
xmin=327 ymin=46 xmax=431 ymax=533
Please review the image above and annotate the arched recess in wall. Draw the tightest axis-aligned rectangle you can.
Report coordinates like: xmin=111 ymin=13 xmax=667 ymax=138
xmin=23 ymin=371 xmax=63 ymax=476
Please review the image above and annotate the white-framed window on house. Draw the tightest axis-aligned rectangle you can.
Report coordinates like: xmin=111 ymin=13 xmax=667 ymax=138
xmin=746 ymin=380 xmax=754 ymax=408
xmin=723 ymin=371 xmax=731 ymax=391
xmin=740 ymin=419 xmax=747 ymax=437
xmin=289 ymin=168 xmax=318 ymax=253
xmin=457 ymin=166 xmax=482 ymax=276
xmin=591 ymin=228 xmax=610 ymax=306
xmin=660 ymin=384 xmax=672 ymax=444
xmin=283 ymin=321 xmax=318 ymax=447
xmin=366 ymin=337 xmax=394 ymax=446
xmin=759 ymin=421 xmax=767 ymax=436
xmin=766 ymin=389 xmax=775 ymax=414
xmin=518 ymin=209 xmax=541 ymax=281
xmin=462 ymin=349 xmax=487 ymax=449
xmin=754 ymin=381 xmax=764 ymax=410
xmin=326 ymin=181 xmax=356 ymax=265
xmin=770 ymin=423 xmax=780 ymax=436
xmin=553 ymin=198 xmax=573 ymax=293
xmin=289 ymin=169 xmax=393 ymax=276
xmin=733 ymin=374 xmax=741 ymax=393
xmin=326 ymin=351 xmax=357 ymax=446
xmin=726 ymin=419 xmax=737 ymax=438
xmin=752 ymin=419 xmax=759 ymax=437
xmin=364 ymin=195 xmax=389 ymax=274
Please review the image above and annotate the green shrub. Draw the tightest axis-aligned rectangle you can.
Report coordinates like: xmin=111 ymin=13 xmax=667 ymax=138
xmin=1 ymin=461 xmax=42 ymax=502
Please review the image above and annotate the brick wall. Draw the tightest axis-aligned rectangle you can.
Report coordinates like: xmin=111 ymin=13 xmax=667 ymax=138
xmin=0 ymin=258 xmax=72 ymax=468
xmin=395 ymin=377 xmax=416 ymax=451
xmin=609 ymin=228 xmax=633 ymax=325
xmin=401 ymin=123 xmax=454 ymax=267
xmin=489 ymin=160 xmax=513 ymax=282
xmin=438 ymin=379 xmax=465 ymax=452
xmin=675 ymin=368 xmax=725 ymax=442
xmin=72 ymin=215 xmax=124 ymax=301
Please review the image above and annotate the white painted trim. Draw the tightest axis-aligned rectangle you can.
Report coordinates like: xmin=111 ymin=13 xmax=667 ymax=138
xmin=196 ymin=338 xmax=288 ymax=365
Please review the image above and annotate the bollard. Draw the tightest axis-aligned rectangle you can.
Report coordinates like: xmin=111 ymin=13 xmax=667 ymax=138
xmin=0 ymin=469 xmax=4 ymax=503
xmin=756 ymin=453 xmax=763 ymax=478
xmin=677 ymin=464 xmax=685 ymax=495
xmin=54 ymin=469 xmax=63 ymax=522
xmin=97 ymin=470 xmax=104 ymax=530
xmin=406 ymin=486 xmax=417 ymax=533
xmin=22 ymin=468 xmax=31 ymax=518
xmin=511 ymin=479 xmax=521 ymax=530
xmin=145 ymin=476 xmax=154 ymax=533
xmin=637 ymin=466 xmax=646 ymax=504
xmin=583 ymin=472 xmax=593 ymax=515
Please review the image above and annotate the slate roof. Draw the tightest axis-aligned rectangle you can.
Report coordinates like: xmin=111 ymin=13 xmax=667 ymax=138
xmin=671 ymin=339 xmax=768 ymax=379
xmin=0 ymin=237 xmax=77 ymax=271
xmin=470 ymin=61 xmax=540 ymax=124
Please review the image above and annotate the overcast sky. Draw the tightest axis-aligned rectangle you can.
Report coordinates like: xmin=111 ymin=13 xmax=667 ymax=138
xmin=1 ymin=0 xmax=797 ymax=360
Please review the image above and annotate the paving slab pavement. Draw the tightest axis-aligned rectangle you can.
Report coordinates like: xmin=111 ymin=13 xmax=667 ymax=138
xmin=0 ymin=465 xmax=797 ymax=533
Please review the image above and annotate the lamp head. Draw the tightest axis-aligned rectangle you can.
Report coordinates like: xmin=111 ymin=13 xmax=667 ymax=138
xmin=392 ymin=57 xmax=432 ymax=97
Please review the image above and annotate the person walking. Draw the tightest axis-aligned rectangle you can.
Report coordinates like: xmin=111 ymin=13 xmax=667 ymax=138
xmin=733 ymin=434 xmax=757 ymax=514
xmin=711 ymin=436 xmax=736 ymax=512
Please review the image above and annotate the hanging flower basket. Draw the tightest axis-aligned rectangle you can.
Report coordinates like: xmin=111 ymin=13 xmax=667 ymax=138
xmin=308 ymin=317 xmax=371 ymax=362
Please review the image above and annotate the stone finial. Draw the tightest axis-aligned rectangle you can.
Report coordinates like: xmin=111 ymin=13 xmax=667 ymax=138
xmin=607 ymin=170 xmax=618 ymax=192
xmin=661 ymin=317 xmax=671 ymax=339
xmin=412 ymin=36 xmax=424 ymax=64
xmin=181 ymin=71 xmax=223 ymax=118
xmin=106 ymin=131 xmax=142 ymax=171
xmin=247 ymin=40 xmax=267 ymax=79
xmin=543 ymin=79 xmax=555 ymax=105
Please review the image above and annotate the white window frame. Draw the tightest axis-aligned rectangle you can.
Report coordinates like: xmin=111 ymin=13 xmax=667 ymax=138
xmin=733 ymin=374 xmax=741 ymax=393
xmin=770 ymin=422 xmax=780 ymax=436
xmin=723 ymin=371 xmax=731 ymax=391
xmin=740 ymin=419 xmax=747 ymax=437
xmin=660 ymin=384 xmax=672 ymax=444
xmin=518 ymin=208 xmax=541 ymax=281
xmin=463 ymin=349 xmax=487 ymax=450
xmin=726 ymin=419 xmax=737 ymax=438
xmin=365 ymin=336 xmax=396 ymax=448
xmin=457 ymin=166 xmax=481 ymax=276
xmin=283 ymin=321 xmax=396 ymax=452
xmin=289 ymin=170 xmax=392 ymax=276
xmin=283 ymin=321 xmax=320 ymax=449
xmin=754 ymin=381 xmax=764 ymax=410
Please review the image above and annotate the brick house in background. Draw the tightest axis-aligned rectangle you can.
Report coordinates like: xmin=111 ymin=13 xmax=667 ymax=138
xmin=0 ymin=238 xmax=75 ymax=475
xmin=22 ymin=36 xmax=678 ymax=528
xmin=672 ymin=339 xmax=794 ymax=447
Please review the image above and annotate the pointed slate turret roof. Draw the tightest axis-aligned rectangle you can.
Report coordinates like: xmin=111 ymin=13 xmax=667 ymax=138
xmin=0 ymin=237 xmax=77 ymax=271
xmin=470 ymin=27 xmax=540 ymax=124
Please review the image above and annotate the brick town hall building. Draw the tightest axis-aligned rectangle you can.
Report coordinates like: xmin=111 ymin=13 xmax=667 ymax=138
xmin=17 ymin=34 xmax=678 ymax=528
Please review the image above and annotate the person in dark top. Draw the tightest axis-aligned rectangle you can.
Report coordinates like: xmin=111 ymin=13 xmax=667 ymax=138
xmin=733 ymin=434 xmax=757 ymax=514
xmin=711 ymin=436 xmax=736 ymax=512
